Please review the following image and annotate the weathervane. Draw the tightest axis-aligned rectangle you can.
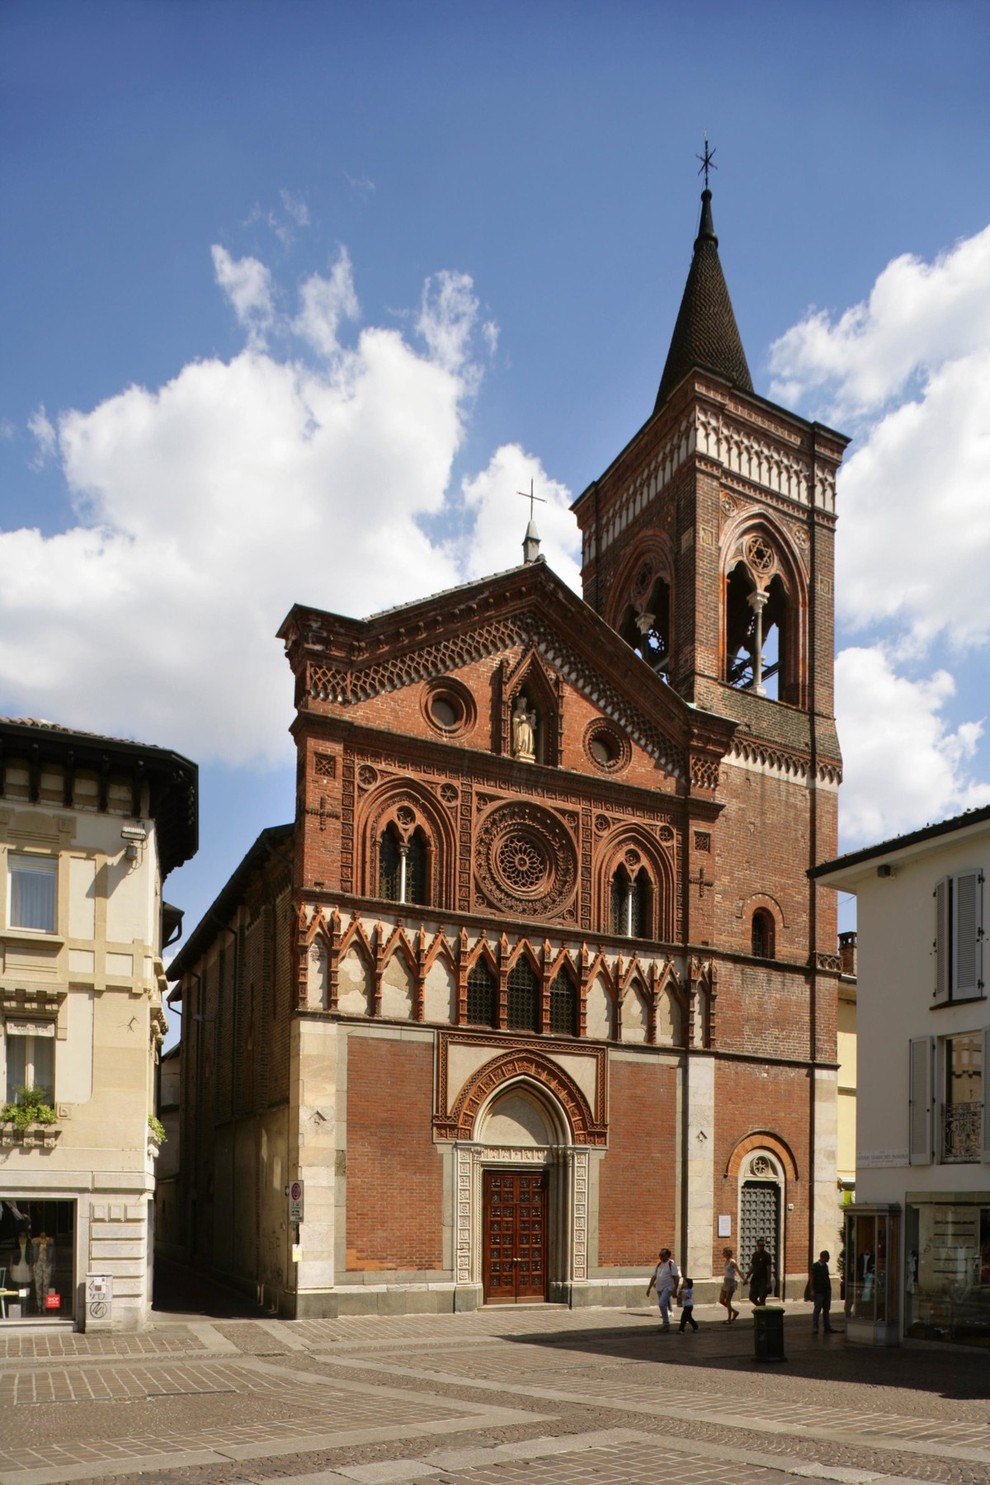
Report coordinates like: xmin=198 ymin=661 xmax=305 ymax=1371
xmin=697 ymin=135 xmax=717 ymax=189
xmin=517 ymin=479 xmax=547 ymax=520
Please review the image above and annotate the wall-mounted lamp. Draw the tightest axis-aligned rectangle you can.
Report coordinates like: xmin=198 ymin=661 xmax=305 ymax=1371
xmin=121 ymin=823 xmax=148 ymax=861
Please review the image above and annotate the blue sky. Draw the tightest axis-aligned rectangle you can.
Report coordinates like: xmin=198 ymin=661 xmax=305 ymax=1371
xmin=2 ymin=0 xmax=990 ymax=987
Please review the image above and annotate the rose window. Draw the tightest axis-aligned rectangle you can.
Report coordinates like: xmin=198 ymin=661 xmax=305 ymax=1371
xmin=475 ymin=804 xmax=577 ymax=917
xmin=496 ymin=833 xmax=548 ymax=893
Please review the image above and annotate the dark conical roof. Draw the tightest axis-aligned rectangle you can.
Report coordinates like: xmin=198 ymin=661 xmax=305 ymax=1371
xmin=654 ymin=188 xmax=753 ymax=411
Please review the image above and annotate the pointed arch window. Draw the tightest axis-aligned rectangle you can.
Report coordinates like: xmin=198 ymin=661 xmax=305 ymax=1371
xmin=726 ymin=547 xmax=796 ymax=703
xmin=610 ymin=865 xmax=651 ymax=938
xmin=549 ymin=969 xmax=578 ymax=1036
xmin=619 ymin=575 xmax=671 ymax=680
xmin=507 ymin=959 xmax=540 ymax=1033
xmin=751 ymin=908 xmax=776 ymax=960
xmin=378 ymin=824 xmax=428 ymax=906
xmin=467 ymin=962 xmax=497 ymax=1028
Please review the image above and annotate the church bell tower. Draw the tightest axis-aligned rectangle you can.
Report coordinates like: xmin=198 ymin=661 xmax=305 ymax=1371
xmin=573 ymin=178 xmax=850 ymax=1265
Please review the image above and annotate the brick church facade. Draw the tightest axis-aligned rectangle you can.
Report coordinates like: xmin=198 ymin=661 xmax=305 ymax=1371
xmin=169 ymin=185 xmax=849 ymax=1315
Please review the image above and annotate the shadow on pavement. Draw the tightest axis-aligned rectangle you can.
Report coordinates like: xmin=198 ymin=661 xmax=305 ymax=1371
xmin=152 ymin=1255 xmax=264 ymax=1320
xmin=505 ymin=1311 xmax=990 ymax=1400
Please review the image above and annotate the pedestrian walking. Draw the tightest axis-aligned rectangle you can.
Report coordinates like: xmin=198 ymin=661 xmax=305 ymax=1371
xmin=811 ymin=1249 xmax=834 ymax=1334
xmin=678 ymin=1276 xmax=699 ymax=1331
xmin=719 ymin=1246 xmax=742 ymax=1322
xmin=745 ymin=1237 xmax=773 ymax=1306
xmin=646 ymin=1247 xmax=679 ymax=1331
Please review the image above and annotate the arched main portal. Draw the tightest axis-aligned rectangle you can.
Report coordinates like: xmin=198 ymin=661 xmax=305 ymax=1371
xmin=452 ymin=1072 xmax=590 ymax=1308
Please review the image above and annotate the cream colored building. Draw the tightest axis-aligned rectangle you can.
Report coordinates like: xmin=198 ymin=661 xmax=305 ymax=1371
xmin=815 ymin=805 xmax=990 ymax=1345
xmin=0 ymin=719 xmax=196 ymax=1330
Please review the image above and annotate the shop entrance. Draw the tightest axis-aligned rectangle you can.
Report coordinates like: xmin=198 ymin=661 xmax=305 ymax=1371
xmin=0 ymin=1198 xmax=75 ymax=1321
xmin=482 ymin=1169 xmax=548 ymax=1303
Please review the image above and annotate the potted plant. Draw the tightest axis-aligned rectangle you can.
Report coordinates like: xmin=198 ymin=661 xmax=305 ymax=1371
xmin=147 ymin=1115 xmax=167 ymax=1156
xmin=0 ymin=1085 xmax=60 ymax=1146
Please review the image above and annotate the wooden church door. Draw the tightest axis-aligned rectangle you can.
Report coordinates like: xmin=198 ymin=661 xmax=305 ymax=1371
xmin=482 ymin=1169 xmax=548 ymax=1303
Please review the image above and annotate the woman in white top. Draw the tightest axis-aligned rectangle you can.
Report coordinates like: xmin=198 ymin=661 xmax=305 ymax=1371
xmin=719 ymin=1246 xmax=742 ymax=1322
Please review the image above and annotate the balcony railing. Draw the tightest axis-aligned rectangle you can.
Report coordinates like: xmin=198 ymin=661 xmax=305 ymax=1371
xmin=941 ymin=1101 xmax=983 ymax=1162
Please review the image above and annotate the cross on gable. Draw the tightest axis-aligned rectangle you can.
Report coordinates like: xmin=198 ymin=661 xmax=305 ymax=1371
xmin=517 ymin=479 xmax=547 ymax=521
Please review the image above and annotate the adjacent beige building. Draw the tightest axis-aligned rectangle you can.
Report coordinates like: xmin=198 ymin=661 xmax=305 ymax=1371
xmin=0 ymin=718 xmax=197 ymax=1330
xmin=815 ymin=805 xmax=990 ymax=1345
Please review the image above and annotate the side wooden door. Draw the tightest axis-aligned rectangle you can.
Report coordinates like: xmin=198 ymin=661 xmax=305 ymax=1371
xmin=482 ymin=1169 xmax=548 ymax=1303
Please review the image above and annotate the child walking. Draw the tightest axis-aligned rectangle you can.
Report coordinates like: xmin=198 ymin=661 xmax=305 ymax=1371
xmin=678 ymin=1277 xmax=699 ymax=1332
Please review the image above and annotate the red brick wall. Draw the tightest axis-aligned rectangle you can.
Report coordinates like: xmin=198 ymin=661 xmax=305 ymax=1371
xmin=713 ymin=1059 xmax=810 ymax=1277
xmin=345 ymin=1034 xmax=443 ymax=1270
xmin=597 ymin=1058 xmax=675 ymax=1265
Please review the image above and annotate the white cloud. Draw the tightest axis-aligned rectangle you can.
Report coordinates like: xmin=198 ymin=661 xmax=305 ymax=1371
xmin=417 ymin=271 xmax=482 ymax=378
xmin=769 ymin=225 xmax=990 ymax=422
xmin=280 ymin=190 xmax=310 ymax=230
xmin=769 ymin=225 xmax=990 ymax=848
xmin=836 ymin=646 xmax=990 ymax=845
xmin=293 ymin=248 xmax=359 ymax=358
xmin=211 ymin=245 xmax=276 ymax=347
xmin=27 ymin=405 xmax=56 ymax=468
xmin=0 ymin=250 xmax=512 ymax=768
xmin=836 ymin=349 xmax=990 ymax=652
xmin=458 ymin=444 xmax=580 ymax=592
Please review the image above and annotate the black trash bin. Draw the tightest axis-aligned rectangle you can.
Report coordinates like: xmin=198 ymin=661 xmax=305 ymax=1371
xmin=753 ymin=1305 xmax=787 ymax=1362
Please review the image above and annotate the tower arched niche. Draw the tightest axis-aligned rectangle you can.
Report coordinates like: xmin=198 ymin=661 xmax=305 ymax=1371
xmin=357 ymin=779 xmax=457 ymax=910
xmin=596 ymin=826 xmax=675 ymax=942
xmin=605 ymin=536 xmax=675 ymax=681
xmin=720 ymin=512 xmax=808 ymax=706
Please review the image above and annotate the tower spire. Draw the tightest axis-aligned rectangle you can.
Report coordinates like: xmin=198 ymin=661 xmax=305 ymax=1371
xmin=654 ymin=158 xmax=753 ymax=412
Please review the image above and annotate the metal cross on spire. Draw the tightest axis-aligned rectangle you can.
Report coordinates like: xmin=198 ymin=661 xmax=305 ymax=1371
xmin=517 ymin=479 xmax=547 ymax=520
xmin=696 ymin=135 xmax=717 ymax=188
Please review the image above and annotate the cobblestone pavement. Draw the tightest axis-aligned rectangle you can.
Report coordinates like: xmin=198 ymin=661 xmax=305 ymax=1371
xmin=0 ymin=1303 xmax=988 ymax=1485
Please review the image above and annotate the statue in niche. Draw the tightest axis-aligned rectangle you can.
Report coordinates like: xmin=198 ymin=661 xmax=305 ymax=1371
xmin=511 ymin=693 xmax=537 ymax=762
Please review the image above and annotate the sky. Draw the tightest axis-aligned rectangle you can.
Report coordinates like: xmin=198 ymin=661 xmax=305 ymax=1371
xmin=2 ymin=0 xmax=990 ymax=999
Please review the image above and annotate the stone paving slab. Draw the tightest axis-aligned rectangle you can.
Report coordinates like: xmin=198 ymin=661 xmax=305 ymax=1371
xmin=0 ymin=1356 xmax=543 ymax=1485
xmin=2 ymin=1307 xmax=990 ymax=1485
xmin=317 ymin=1350 xmax=990 ymax=1466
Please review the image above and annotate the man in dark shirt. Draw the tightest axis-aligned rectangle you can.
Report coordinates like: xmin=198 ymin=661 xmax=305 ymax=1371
xmin=811 ymin=1249 xmax=834 ymax=1333
xmin=746 ymin=1238 xmax=773 ymax=1305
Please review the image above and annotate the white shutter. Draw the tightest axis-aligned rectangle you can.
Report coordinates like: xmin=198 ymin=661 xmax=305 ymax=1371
xmin=953 ymin=870 xmax=983 ymax=998
xmin=909 ymin=1036 xmax=934 ymax=1165
xmin=982 ymin=1027 xmax=990 ymax=1164
xmin=934 ymin=879 xmax=950 ymax=1004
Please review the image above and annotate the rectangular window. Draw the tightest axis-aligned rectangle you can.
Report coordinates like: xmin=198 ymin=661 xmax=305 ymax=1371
xmin=8 ymin=855 xmax=57 ymax=933
xmin=4 ymin=1022 xmax=55 ymax=1103
xmin=941 ymin=1032 xmax=983 ymax=1163
xmin=934 ymin=870 xmax=984 ymax=1004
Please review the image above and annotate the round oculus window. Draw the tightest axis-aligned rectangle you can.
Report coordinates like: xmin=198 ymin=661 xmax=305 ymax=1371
xmin=429 ymin=694 xmax=461 ymax=729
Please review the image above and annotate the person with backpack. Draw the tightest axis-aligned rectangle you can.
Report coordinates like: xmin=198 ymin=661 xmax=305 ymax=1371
xmin=646 ymin=1247 xmax=680 ymax=1331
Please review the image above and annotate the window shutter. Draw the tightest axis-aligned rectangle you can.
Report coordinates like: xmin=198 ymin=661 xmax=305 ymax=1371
xmin=909 ymin=1036 xmax=933 ymax=1165
xmin=983 ymin=1027 xmax=990 ymax=1164
xmin=934 ymin=878 xmax=950 ymax=1004
xmin=953 ymin=870 xmax=983 ymax=998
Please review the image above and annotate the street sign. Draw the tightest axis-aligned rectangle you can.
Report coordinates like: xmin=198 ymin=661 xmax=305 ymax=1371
xmin=288 ymin=1179 xmax=304 ymax=1223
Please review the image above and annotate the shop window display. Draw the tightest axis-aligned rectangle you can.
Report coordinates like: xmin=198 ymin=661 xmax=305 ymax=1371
xmin=0 ymin=1199 xmax=74 ymax=1321
xmin=905 ymin=1200 xmax=990 ymax=1346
